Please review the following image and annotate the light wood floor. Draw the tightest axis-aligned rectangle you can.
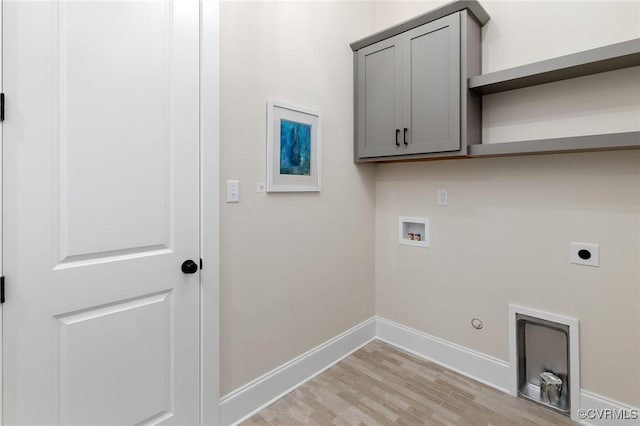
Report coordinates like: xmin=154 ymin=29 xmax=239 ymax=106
xmin=242 ymin=340 xmax=577 ymax=426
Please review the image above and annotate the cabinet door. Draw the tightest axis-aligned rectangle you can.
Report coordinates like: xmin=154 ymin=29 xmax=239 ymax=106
xmin=402 ymin=13 xmax=460 ymax=154
xmin=356 ymin=36 xmax=403 ymax=158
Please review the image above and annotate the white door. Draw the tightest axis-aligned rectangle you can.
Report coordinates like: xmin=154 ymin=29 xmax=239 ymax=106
xmin=3 ymin=1 xmax=201 ymax=424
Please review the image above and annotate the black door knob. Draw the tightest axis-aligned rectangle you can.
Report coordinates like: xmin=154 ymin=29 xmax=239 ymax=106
xmin=181 ymin=259 xmax=198 ymax=274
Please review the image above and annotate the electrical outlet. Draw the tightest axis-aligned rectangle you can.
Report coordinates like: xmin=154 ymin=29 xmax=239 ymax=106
xmin=570 ymin=242 xmax=599 ymax=267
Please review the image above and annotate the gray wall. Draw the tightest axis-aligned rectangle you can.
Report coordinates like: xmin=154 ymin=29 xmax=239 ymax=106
xmin=373 ymin=0 xmax=640 ymax=407
xmin=220 ymin=1 xmax=376 ymax=394
xmin=220 ymin=0 xmax=640 ymax=408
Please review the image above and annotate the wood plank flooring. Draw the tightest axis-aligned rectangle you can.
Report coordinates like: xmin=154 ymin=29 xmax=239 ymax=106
xmin=242 ymin=340 xmax=577 ymax=426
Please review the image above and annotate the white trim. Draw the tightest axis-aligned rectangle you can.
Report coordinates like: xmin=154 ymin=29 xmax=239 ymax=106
xmin=220 ymin=317 xmax=377 ymax=426
xmin=508 ymin=304 xmax=580 ymax=421
xmin=0 ymin=0 xmax=4 ymax=421
xmin=200 ymin=0 xmax=220 ymax=424
xmin=219 ymin=316 xmax=638 ymax=426
xmin=376 ymin=317 xmax=511 ymax=393
xmin=579 ymin=390 xmax=640 ymax=426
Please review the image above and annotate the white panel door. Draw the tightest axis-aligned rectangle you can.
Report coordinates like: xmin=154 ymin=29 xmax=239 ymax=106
xmin=3 ymin=1 xmax=201 ymax=424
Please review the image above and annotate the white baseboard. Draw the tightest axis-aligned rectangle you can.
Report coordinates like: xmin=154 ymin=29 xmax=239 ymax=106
xmin=219 ymin=317 xmax=377 ymax=425
xmin=219 ymin=316 xmax=638 ymax=426
xmin=375 ymin=317 xmax=512 ymax=393
xmin=579 ymin=390 xmax=640 ymax=426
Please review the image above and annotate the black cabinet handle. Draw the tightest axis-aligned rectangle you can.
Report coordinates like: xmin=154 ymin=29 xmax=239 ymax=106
xmin=404 ymin=128 xmax=408 ymax=146
xmin=395 ymin=129 xmax=400 ymax=147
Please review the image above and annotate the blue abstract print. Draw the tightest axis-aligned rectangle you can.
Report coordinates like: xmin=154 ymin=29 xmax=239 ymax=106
xmin=280 ymin=119 xmax=311 ymax=176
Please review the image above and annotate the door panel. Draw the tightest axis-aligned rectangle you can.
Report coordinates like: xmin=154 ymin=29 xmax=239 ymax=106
xmin=403 ymin=14 xmax=460 ymax=154
xmin=59 ymin=1 xmax=174 ymax=265
xmin=58 ymin=291 xmax=172 ymax=425
xmin=61 ymin=3 xmax=172 ymax=260
xmin=357 ymin=36 xmax=402 ymax=158
xmin=3 ymin=1 xmax=200 ymax=424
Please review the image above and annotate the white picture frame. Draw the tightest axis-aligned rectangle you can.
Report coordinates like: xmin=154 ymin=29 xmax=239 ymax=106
xmin=266 ymin=100 xmax=321 ymax=192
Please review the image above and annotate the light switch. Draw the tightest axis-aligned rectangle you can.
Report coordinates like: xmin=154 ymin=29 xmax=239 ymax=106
xmin=437 ymin=189 xmax=448 ymax=206
xmin=227 ymin=180 xmax=240 ymax=203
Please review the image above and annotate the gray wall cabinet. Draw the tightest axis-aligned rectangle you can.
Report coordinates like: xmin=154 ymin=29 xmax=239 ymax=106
xmin=352 ymin=1 xmax=640 ymax=161
xmin=401 ymin=15 xmax=460 ymax=156
xmin=356 ymin=36 xmax=402 ymax=158
xmin=352 ymin=3 xmax=488 ymax=162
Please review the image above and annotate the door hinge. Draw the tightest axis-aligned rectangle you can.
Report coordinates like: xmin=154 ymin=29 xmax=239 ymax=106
xmin=1 ymin=93 xmax=5 ymax=122
xmin=199 ymin=258 xmax=203 ymax=270
xmin=1 ymin=276 xmax=5 ymax=304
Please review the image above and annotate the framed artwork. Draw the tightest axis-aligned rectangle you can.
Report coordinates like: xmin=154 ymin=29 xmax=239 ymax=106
xmin=266 ymin=100 xmax=321 ymax=192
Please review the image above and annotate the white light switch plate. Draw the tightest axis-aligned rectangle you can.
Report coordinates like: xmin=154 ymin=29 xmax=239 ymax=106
xmin=226 ymin=180 xmax=240 ymax=203
xmin=437 ymin=189 xmax=448 ymax=206
xmin=570 ymin=242 xmax=599 ymax=267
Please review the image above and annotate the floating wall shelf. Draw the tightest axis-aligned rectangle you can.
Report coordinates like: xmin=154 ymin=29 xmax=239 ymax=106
xmin=468 ymin=38 xmax=640 ymax=95
xmin=465 ymin=38 xmax=640 ymax=158
xmin=469 ymin=132 xmax=640 ymax=158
